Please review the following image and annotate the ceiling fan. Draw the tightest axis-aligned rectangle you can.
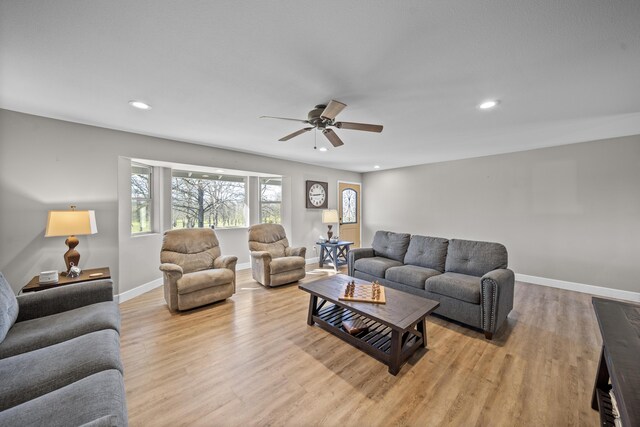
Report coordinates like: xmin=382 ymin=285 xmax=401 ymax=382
xmin=260 ymin=100 xmax=383 ymax=147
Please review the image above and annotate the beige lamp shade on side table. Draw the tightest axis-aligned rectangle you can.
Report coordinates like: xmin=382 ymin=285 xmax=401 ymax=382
xmin=322 ymin=209 xmax=339 ymax=240
xmin=45 ymin=206 xmax=98 ymax=273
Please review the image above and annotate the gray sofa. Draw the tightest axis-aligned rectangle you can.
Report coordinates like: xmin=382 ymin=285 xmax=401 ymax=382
xmin=348 ymin=231 xmax=514 ymax=339
xmin=0 ymin=272 xmax=127 ymax=426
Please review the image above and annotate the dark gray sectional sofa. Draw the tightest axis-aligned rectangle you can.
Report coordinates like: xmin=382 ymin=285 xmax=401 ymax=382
xmin=0 ymin=272 xmax=127 ymax=426
xmin=348 ymin=231 xmax=514 ymax=339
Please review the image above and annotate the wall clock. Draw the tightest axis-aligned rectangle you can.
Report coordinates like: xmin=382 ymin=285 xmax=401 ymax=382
xmin=306 ymin=180 xmax=328 ymax=209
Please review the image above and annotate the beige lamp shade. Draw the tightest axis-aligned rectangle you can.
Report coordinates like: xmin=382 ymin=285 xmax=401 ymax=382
xmin=322 ymin=209 xmax=339 ymax=224
xmin=45 ymin=210 xmax=98 ymax=237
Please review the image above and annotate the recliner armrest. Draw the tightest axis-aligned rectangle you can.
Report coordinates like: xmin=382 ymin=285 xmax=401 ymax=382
xmin=159 ymin=263 xmax=183 ymax=275
xmin=347 ymin=247 xmax=375 ymax=276
xmin=214 ymin=255 xmax=238 ymax=271
xmin=251 ymin=251 xmax=272 ymax=261
xmin=480 ymin=268 xmax=515 ymax=337
xmin=16 ymin=280 xmax=114 ymax=322
xmin=285 ymin=246 xmax=306 ymax=258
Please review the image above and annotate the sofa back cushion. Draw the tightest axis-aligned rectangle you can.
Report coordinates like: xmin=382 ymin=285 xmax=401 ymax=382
xmin=161 ymin=228 xmax=222 ymax=274
xmin=0 ymin=272 xmax=19 ymax=343
xmin=445 ymin=239 xmax=508 ymax=277
xmin=404 ymin=235 xmax=449 ymax=272
xmin=372 ymin=231 xmax=411 ymax=263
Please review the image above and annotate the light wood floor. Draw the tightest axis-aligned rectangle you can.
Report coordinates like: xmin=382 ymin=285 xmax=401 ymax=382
xmin=120 ymin=265 xmax=602 ymax=426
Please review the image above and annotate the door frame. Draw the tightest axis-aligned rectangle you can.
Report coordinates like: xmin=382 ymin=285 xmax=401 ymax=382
xmin=337 ymin=180 xmax=362 ymax=246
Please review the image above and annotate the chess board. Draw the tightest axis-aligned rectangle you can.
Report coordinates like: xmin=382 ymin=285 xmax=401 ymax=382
xmin=338 ymin=282 xmax=386 ymax=304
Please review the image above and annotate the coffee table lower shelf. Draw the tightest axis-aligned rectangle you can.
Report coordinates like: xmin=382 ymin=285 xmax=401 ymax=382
xmin=310 ymin=301 xmax=426 ymax=375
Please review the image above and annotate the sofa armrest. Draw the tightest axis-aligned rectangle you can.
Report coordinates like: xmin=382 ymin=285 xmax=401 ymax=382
xmin=480 ymin=268 xmax=515 ymax=338
xmin=285 ymin=246 xmax=306 ymax=258
xmin=16 ymin=280 xmax=114 ymax=322
xmin=214 ymin=255 xmax=238 ymax=271
xmin=347 ymin=247 xmax=375 ymax=276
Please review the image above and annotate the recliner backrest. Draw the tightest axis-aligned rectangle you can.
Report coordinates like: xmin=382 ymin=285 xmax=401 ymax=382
xmin=445 ymin=239 xmax=508 ymax=277
xmin=248 ymin=224 xmax=289 ymax=258
xmin=404 ymin=235 xmax=449 ymax=272
xmin=161 ymin=228 xmax=221 ymax=274
xmin=372 ymin=230 xmax=411 ymax=263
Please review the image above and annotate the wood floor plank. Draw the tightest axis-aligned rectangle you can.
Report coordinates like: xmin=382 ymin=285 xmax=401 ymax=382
xmin=120 ymin=265 xmax=601 ymax=426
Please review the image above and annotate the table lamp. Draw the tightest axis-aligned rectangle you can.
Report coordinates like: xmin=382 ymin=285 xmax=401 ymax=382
xmin=45 ymin=205 xmax=98 ymax=273
xmin=322 ymin=209 xmax=339 ymax=240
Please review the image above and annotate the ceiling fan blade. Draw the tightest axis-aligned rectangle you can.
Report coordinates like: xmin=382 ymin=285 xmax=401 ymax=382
xmin=322 ymin=129 xmax=344 ymax=147
xmin=334 ymin=121 xmax=383 ymax=133
xmin=320 ymin=100 xmax=347 ymax=120
xmin=260 ymin=115 xmax=310 ymax=124
xmin=278 ymin=127 xmax=314 ymax=141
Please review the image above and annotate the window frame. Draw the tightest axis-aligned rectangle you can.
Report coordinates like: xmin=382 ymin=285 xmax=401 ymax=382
xmin=130 ymin=162 xmax=154 ymax=235
xmin=341 ymin=187 xmax=358 ymax=225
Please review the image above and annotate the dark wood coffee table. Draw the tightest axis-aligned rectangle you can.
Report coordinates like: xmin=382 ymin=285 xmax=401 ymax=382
xmin=299 ymin=275 xmax=439 ymax=375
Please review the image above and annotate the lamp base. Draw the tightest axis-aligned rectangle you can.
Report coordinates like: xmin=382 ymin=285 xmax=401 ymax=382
xmin=64 ymin=235 xmax=80 ymax=273
xmin=327 ymin=225 xmax=333 ymax=240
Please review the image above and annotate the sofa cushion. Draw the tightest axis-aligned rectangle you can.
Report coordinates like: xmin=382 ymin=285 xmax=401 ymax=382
xmin=0 ymin=301 xmax=120 ymax=359
xmin=404 ymin=236 xmax=449 ymax=272
xmin=425 ymin=272 xmax=481 ymax=304
xmin=385 ymin=265 xmax=441 ymax=290
xmin=270 ymin=256 xmax=305 ymax=275
xmin=372 ymin=231 xmax=411 ymax=262
xmin=0 ymin=369 xmax=127 ymax=427
xmin=445 ymin=239 xmax=508 ymax=277
xmin=354 ymin=257 xmax=403 ymax=278
xmin=0 ymin=329 xmax=122 ymax=411
xmin=177 ymin=269 xmax=234 ymax=295
xmin=0 ymin=273 xmax=18 ymax=344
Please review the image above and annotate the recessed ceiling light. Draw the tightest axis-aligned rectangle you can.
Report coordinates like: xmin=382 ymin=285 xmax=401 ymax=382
xmin=479 ymin=100 xmax=499 ymax=110
xmin=216 ymin=169 xmax=225 ymax=173
xmin=128 ymin=100 xmax=152 ymax=110
xmin=319 ymin=147 xmax=328 ymax=152
xmin=373 ymin=165 xmax=380 ymax=169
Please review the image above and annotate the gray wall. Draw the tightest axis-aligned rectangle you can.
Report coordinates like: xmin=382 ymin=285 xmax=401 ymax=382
xmin=0 ymin=109 xmax=361 ymax=294
xmin=362 ymin=135 xmax=640 ymax=293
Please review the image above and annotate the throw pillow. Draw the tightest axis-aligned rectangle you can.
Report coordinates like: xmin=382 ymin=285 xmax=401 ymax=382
xmin=0 ymin=272 xmax=19 ymax=343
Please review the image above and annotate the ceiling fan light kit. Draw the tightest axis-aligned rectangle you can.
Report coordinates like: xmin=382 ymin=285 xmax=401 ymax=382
xmin=261 ymin=100 xmax=383 ymax=148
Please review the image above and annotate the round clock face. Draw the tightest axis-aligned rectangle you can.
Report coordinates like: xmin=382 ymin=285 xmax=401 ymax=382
xmin=309 ymin=183 xmax=326 ymax=207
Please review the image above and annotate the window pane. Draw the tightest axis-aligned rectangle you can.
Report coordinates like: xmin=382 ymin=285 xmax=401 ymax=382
xmin=171 ymin=172 xmax=247 ymax=229
xmin=131 ymin=200 xmax=152 ymax=233
xmin=260 ymin=177 xmax=282 ymax=224
xmin=131 ymin=166 xmax=151 ymax=199
xmin=260 ymin=202 xmax=281 ymax=224
xmin=342 ymin=188 xmax=357 ymax=224
xmin=260 ymin=177 xmax=282 ymax=202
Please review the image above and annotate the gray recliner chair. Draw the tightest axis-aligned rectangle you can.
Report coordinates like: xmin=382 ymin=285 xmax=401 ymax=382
xmin=160 ymin=228 xmax=237 ymax=312
xmin=248 ymin=224 xmax=306 ymax=287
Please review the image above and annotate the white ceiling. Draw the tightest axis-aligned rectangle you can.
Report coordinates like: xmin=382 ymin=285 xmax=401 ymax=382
xmin=1 ymin=1 xmax=640 ymax=172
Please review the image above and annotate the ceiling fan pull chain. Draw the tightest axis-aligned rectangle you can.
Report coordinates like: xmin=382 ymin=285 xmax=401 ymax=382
xmin=314 ymin=128 xmax=317 ymax=150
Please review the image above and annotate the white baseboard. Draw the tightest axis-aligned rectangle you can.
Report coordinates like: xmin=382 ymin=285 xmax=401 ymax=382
xmin=116 ymin=277 xmax=163 ymax=304
xmin=515 ymin=273 xmax=640 ymax=302
xmin=118 ymin=258 xmax=322 ymax=303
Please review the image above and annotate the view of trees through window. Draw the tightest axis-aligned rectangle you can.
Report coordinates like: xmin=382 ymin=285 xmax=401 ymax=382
xmin=172 ymin=171 xmax=247 ymax=229
xmin=131 ymin=163 xmax=153 ymax=233
xmin=260 ymin=177 xmax=282 ymax=224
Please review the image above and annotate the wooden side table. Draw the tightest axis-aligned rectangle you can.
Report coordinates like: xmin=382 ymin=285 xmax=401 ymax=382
xmin=317 ymin=241 xmax=354 ymax=271
xmin=22 ymin=267 xmax=111 ymax=293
